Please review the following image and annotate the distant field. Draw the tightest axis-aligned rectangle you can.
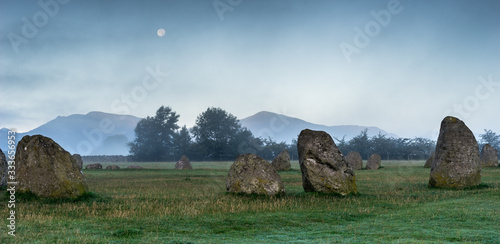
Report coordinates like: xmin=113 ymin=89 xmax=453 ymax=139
xmin=1 ymin=161 xmax=499 ymax=243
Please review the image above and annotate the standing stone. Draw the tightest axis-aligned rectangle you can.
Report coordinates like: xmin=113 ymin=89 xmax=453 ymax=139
xmin=346 ymin=151 xmax=363 ymax=170
xmin=15 ymin=135 xmax=88 ymax=198
xmin=106 ymin=165 xmax=120 ymax=170
xmin=226 ymin=154 xmax=285 ymax=196
xmin=175 ymin=155 xmax=192 ymax=170
xmin=271 ymin=149 xmax=291 ymax=171
xmin=72 ymin=154 xmax=83 ymax=170
xmin=1 ymin=148 xmax=7 ymax=188
xmin=297 ymin=129 xmax=357 ymax=195
xmin=480 ymin=144 xmax=499 ymax=167
xmin=429 ymin=116 xmax=481 ymax=188
xmin=85 ymin=163 xmax=102 ymax=169
xmin=366 ymin=154 xmax=381 ymax=170
xmin=424 ymin=152 xmax=435 ymax=168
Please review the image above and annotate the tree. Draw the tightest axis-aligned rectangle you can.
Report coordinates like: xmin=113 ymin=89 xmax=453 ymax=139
xmin=479 ymin=129 xmax=500 ymax=151
xmin=129 ymin=106 xmax=179 ymax=161
xmin=257 ymin=138 xmax=289 ymax=160
xmin=191 ymin=107 xmax=255 ymax=161
xmin=348 ymin=129 xmax=372 ymax=159
xmin=336 ymin=131 xmax=435 ymax=160
xmin=334 ymin=135 xmax=349 ymax=156
xmin=172 ymin=125 xmax=192 ymax=159
xmin=407 ymin=137 xmax=435 ymax=160
xmin=287 ymin=138 xmax=298 ymax=161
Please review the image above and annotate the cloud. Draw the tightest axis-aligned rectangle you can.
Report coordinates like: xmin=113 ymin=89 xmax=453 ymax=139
xmin=1 ymin=0 xmax=499 ymax=137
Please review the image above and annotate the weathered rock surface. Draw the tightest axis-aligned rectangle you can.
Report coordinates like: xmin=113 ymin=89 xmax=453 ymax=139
xmin=424 ymin=152 xmax=435 ymax=168
xmin=85 ymin=163 xmax=102 ymax=170
xmin=346 ymin=151 xmax=363 ymax=170
xmin=226 ymin=154 xmax=285 ymax=196
xmin=271 ymin=149 xmax=291 ymax=171
xmin=429 ymin=116 xmax=481 ymax=188
xmin=127 ymin=165 xmax=143 ymax=169
xmin=480 ymin=144 xmax=499 ymax=167
xmin=106 ymin=165 xmax=120 ymax=170
xmin=1 ymin=148 xmax=7 ymax=187
xmin=175 ymin=155 xmax=192 ymax=170
xmin=72 ymin=154 xmax=83 ymax=170
xmin=15 ymin=135 xmax=88 ymax=198
xmin=366 ymin=154 xmax=381 ymax=170
xmin=297 ymin=129 xmax=357 ymax=195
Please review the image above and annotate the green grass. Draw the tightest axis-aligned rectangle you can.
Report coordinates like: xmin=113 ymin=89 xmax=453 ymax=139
xmin=1 ymin=161 xmax=499 ymax=243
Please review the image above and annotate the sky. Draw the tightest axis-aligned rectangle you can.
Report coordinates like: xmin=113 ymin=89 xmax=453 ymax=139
xmin=1 ymin=0 xmax=499 ymax=139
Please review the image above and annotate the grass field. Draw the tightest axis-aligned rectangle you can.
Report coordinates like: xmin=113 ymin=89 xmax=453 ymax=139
xmin=1 ymin=161 xmax=499 ymax=243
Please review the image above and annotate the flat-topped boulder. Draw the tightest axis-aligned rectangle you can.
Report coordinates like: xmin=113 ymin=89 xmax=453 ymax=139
xmin=297 ymin=129 xmax=357 ymax=195
xmin=85 ymin=163 xmax=102 ymax=169
xmin=127 ymin=165 xmax=143 ymax=169
xmin=106 ymin=165 xmax=120 ymax=170
xmin=15 ymin=135 xmax=88 ymax=198
xmin=429 ymin=116 xmax=481 ymax=188
xmin=271 ymin=149 xmax=291 ymax=171
xmin=226 ymin=154 xmax=285 ymax=196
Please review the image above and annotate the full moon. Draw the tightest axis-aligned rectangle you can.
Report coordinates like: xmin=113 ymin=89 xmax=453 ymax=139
xmin=157 ymin=28 xmax=165 ymax=37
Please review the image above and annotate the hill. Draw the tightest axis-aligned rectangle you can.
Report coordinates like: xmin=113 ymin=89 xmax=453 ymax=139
xmin=0 ymin=112 xmax=141 ymax=156
xmin=240 ymin=111 xmax=398 ymax=143
xmin=0 ymin=111 xmax=398 ymax=156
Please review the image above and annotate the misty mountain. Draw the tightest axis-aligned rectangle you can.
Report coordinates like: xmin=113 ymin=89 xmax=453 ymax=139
xmin=240 ymin=111 xmax=398 ymax=144
xmin=0 ymin=112 xmax=141 ymax=156
xmin=0 ymin=111 xmax=398 ymax=156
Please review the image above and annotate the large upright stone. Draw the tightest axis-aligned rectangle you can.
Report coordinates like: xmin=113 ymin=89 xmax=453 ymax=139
xmin=175 ymin=155 xmax=192 ymax=170
xmin=72 ymin=154 xmax=83 ymax=170
xmin=424 ymin=152 xmax=435 ymax=168
xmin=16 ymin=135 xmax=88 ymax=198
xmin=271 ymin=149 xmax=291 ymax=171
xmin=226 ymin=154 xmax=285 ymax=196
xmin=366 ymin=154 xmax=381 ymax=170
xmin=346 ymin=151 xmax=363 ymax=170
xmin=429 ymin=116 xmax=481 ymax=188
xmin=1 ymin=148 xmax=7 ymax=187
xmin=480 ymin=144 xmax=499 ymax=167
xmin=297 ymin=129 xmax=357 ymax=195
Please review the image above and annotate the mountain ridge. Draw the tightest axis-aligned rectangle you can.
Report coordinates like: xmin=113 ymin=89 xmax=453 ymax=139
xmin=0 ymin=111 xmax=141 ymax=156
xmin=239 ymin=111 xmax=398 ymax=143
xmin=1 ymin=111 xmax=398 ymax=156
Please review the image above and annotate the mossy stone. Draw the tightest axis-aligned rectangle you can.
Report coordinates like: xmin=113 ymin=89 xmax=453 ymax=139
xmin=297 ymin=129 xmax=358 ymax=195
xmin=480 ymin=144 xmax=498 ymax=167
xmin=429 ymin=116 xmax=481 ymax=189
xmin=271 ymin=149 xmax=291 ymax=171
xmin=346 ymin=151 xmax=363 ymax=170
xmin=16 ymin=135 xmax=88 ymax=199
xmin=226 ymin=154 xmax=285 ymax=196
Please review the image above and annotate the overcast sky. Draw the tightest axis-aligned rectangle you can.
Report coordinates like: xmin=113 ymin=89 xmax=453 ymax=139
xmin=1 ymin=0 xmax=499 ymax=139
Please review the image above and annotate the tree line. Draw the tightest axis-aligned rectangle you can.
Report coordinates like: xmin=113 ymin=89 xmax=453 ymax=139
xmin=335 ymin=130 xmax=435 ymax=160
xmin=129 ymin=106 xmax=499 ymax=161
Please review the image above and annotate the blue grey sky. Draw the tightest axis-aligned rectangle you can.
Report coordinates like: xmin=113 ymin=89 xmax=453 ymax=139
xmin=1 ymin=0 xmax=499 ymax=139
